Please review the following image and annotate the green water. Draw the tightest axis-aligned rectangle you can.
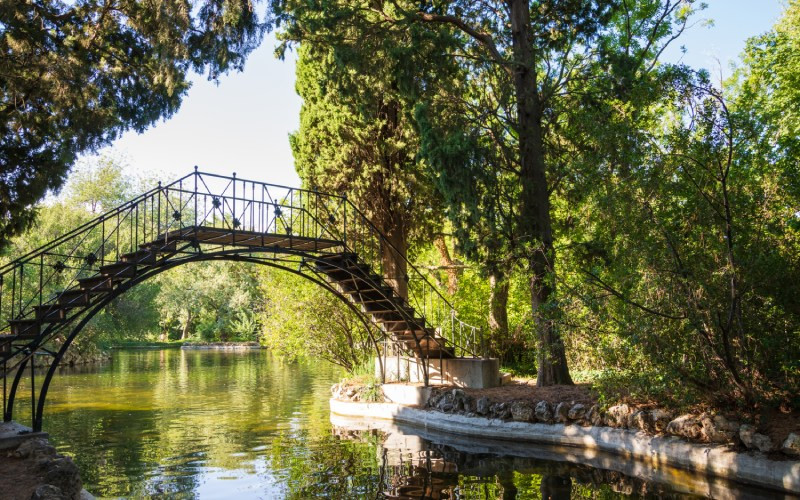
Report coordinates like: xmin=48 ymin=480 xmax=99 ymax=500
xmin=11 ymin=350 xmax=785 ymax=498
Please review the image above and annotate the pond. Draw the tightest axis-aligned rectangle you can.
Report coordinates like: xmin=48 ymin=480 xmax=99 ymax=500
xmin=11 ymin=349 xmax=787 ymax=498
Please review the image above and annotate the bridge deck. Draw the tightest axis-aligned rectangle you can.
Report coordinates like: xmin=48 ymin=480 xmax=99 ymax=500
xmin=161 ymin=226 xmax=342 ymax=252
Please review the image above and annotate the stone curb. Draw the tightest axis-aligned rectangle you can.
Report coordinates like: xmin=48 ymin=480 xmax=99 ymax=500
xmin=330 ymin=398 xmax=800 ymax=494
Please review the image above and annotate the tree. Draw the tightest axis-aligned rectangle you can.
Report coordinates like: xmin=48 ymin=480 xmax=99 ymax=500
xmin=258 ymin=268 xmax=375 ymax=371
xmin=65 ymin=155 xmax=134 ymax=214
xmin=0 ymin=0 xmax=265 ymax=245
xmin=409 ymin=0 xmax=697 ymax=385
xmin=154 ymin=261 xmax=262 ymax=342
xmin=282 ymin=15 xmax=454 ymax=298
xmin=565 ymin=0 xmax=800 ymax=407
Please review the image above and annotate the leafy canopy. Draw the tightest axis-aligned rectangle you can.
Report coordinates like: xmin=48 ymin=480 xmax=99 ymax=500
xmin=0 ymin=0 xmax=266 ymax=244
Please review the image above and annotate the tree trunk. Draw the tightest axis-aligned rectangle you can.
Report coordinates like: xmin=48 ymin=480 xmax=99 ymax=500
xmin=488 ymin=271 xmax=509 ymax=357
xmin=180 ymin=310 xmax=192 ymax=340
xmin=540 ymin=475 xmax=572 ymax=500
xmin=381 ymin=215 xmax=408 ymax=300
xmin=509 ymin=0 xmax=572 ymax=386
xmin=433 ymin=234 xmax=459 ymax=294
xmin=496 ymin=469 xmax=518 ymax=500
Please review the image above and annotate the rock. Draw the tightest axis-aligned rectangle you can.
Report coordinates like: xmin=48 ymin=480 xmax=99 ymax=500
xmin=463 ymin=395 xmax=475 ymax=413
xmin=427 ymin=391 xmax=444 ymax=408
xmin=752 ymin=433 xmax=774 ymax=453
xmin=567 ymin=403 xmax=587 ymax=421
xmin=495 ymin=402 xmax=511 ymax=420
xmin=666 ymin=414 xmax=702 ymax=440
xmin=476 ymin=396 xmax=491 ymax=416
xmin=534 ymin=401 xmax=553 ymax=422
xmin=701 ymin=414 xmax=738 ymax=443
xmin=586 ymin=405 xmax=603 ymax=426
xmin=451 ymin=389 xmax=467 ymax=412
xmin=607 ymin=404 xmax=632 ymax=428
xmin=630 ymin=411 xmax=654 ymax=433
xmin=436 ymin=393 xmax=454 ymax=413
xmin=554 ymin=402 xmax=570 ymax=423
xmin=781 ymin=433 xmax=800 ymax=456
xmin=42 ymin=457 xmax=82 ymax=499
xmin=31 ymin=484 xmax=66 ymax=500
xmin=14 ymin=438 xmax=56 ymax=459
xmin=510 ymin=401 xmax=535 ymax=422
xmin=739 ymin=424 xmax=756 ymax=448
xmin=650 ymin=409 xmax=672 ymax=433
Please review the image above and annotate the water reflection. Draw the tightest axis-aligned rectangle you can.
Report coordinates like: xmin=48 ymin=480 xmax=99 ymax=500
xmin=11 ymin=350 xmax=793 ymax=499
xmin=331 ymin=416 xmax=793 ymax=499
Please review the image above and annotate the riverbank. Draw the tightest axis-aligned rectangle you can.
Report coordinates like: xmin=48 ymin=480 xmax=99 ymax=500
xmin=180 ymin=341 xmax=264 ymax=350
xmin=329 ymin=385 xmax=800 ymax=494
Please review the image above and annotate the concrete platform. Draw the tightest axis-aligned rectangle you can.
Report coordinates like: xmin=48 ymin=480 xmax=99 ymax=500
xmin=0 ymin=421 xmax=49 ymax=450
xmin=378 ymin=355 xmax=500 ymax=388
xmin=381 ymin=383 xmax=431 ymax=405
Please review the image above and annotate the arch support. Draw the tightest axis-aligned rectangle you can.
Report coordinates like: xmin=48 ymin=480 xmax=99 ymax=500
xmin=27 ymin=251 xmax=389 ymax=431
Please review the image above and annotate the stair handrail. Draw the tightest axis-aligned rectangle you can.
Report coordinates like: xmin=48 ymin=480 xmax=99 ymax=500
xmin=0 ymin=172 xmax=193 ymax=273
xmin=339 ymin=199 xmax=485 ymax=358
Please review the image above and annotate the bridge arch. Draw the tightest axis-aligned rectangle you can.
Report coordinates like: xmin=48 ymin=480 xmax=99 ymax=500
xmin=1 ymin=170 xmax=483 ymax=431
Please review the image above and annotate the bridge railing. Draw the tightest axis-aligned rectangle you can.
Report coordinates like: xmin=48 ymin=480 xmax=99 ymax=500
xmin=333 ymin=199 xmax=485 ymax=359
xmin=1 ymin=169 xmax=483 ymax=359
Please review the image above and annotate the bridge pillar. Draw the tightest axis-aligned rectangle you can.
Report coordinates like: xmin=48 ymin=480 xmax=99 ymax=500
xmin=377 ymin=356 xmax=500 ymax=389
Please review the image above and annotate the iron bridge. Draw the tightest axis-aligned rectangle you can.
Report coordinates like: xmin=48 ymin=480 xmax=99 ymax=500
xmin=0 ymin=169 xmax=484 ymax=431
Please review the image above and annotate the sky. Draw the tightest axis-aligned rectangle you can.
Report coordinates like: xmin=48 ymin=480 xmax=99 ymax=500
xmin=84 ymin=0 xmax=787 ymax=190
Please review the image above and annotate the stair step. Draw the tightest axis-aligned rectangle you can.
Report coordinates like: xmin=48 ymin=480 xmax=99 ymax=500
xmin=381 ymin=319 xmax=426 ymax=331
xmin=78 ymin=276 xmax=114 ymax=292
xmin=140 ymin=240 xmax=178 ymax=253
xmin=347 ymin=287 xmax=396 ymax=302
xmin=316 ymin=252 xmax=357 ymax=262
xmin=33 ymin=304 xmax=68 ymax=322
xmin=410 ymin=348 xmax=455 ymax=359
xmin=9 ymin=319 xmax=40 ymax=337
xmin=355 ymin=297 xmax=396 ymax=306
xmin=121 ymin=249 xmax=156 ymax=264
xmin=100 ymin=262 xmax=137 ymax=278
xmin=57 ymin=290 xmax=89 ymax=306
xmin=364 ymin=302 xmax=415 ymax=313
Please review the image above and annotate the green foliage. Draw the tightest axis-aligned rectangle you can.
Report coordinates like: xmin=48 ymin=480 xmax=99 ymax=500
xmin=154 ymin=261 xmax=263 ymax=342
xmin=557 ymin=4 xmax=800 ymax=407
xmin=0 ymin=0 xmax=265 ymax=245
xmin=258 ymin=268 xmax=374 ymax=372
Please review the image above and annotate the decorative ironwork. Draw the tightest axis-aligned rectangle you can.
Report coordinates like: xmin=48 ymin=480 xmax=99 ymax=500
xmin=0 ymin=169 xmax=484 ymax=432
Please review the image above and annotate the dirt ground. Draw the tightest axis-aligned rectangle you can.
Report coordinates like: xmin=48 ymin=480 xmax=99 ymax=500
xmin=454 ymin=380 xmax=597 ymax=407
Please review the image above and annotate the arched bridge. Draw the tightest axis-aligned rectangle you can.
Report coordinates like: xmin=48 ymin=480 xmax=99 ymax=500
xmin=0 ymin=170 xmax=483 ymax=431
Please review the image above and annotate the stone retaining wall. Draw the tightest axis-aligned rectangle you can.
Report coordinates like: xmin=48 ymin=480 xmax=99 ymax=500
xmin=329 ymin=396 xmax=800 ymax=494
xmin=427 ymin=387 xmax=800 ymax=458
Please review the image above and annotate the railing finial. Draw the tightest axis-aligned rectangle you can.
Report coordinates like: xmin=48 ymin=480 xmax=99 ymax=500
xmin=232 ymin=172 xmax=237 ymax=178
xmin=194 ymin=165 xmax=198 ymax=172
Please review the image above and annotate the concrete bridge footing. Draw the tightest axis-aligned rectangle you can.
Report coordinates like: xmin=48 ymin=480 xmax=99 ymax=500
xmin=377 ymin=356 xmax=500 ymax=389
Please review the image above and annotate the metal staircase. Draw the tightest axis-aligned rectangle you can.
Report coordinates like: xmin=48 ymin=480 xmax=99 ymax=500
xmin=1 ymin=169 xmax=483 ymax=430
